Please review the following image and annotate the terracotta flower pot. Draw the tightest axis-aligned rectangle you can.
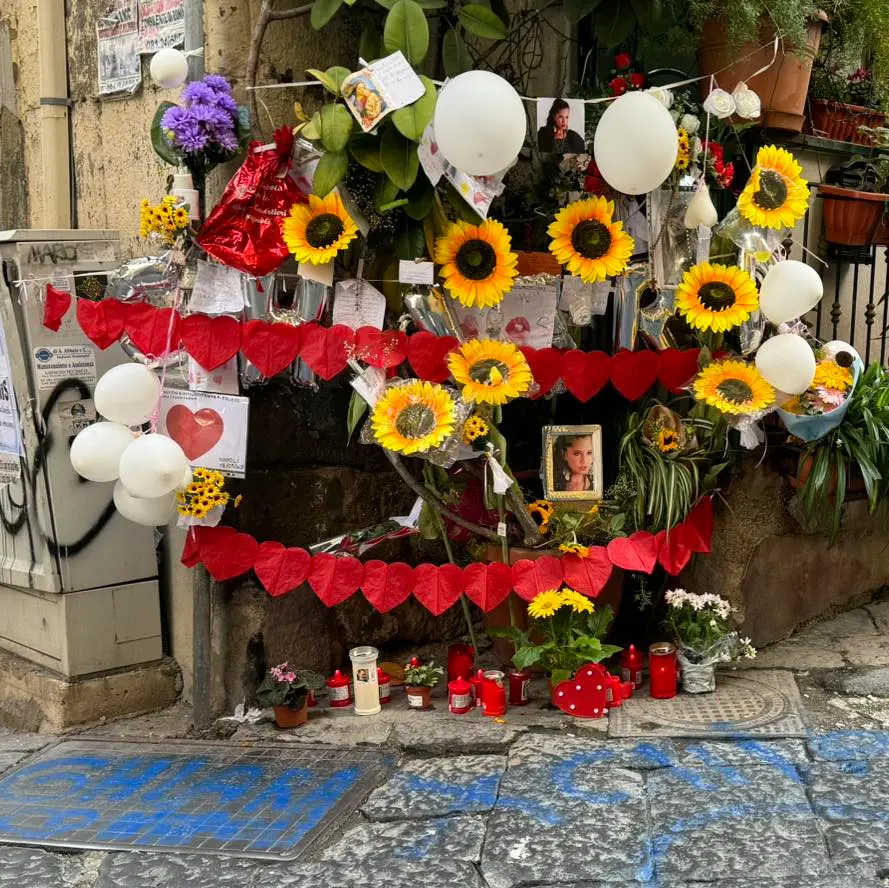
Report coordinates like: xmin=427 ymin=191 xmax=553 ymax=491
xmin=818 ymin=184 xmax=889 ymax=246
xmin=273 ymin=699 xmax=309 ymax=728
xmin=793 ymin=452 xmax=866 ymax=497
xmin=405 ymin=685 xmax=432 ymax=710
xmin=806 ymin=99 xmax=885 ymax=145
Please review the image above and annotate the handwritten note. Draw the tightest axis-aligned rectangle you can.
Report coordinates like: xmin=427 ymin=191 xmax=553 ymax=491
xmin=398 ymin=260 xmax=435 ymax=285
xmin=332 ymin=280 xmax=387 ymax=330
xmin=189 ymin=261 xmax=246 ymax=314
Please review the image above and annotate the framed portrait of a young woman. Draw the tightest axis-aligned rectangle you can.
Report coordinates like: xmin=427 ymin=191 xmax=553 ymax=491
xmin=542 ymin=424 xmax=604 ymax=502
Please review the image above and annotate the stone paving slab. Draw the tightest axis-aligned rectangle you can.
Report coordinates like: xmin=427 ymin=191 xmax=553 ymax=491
xmin=807 ymin=730 xmax=889 ymax=761
xmin=804 ymin=609 xmax=879 ymax=638
xmin=0 ymin=847 xmax=68 ymax=886
xmin=391 ymin=719 xmax=529 ymax=753
xmin=508 ymin=732 xmax=678 ymax=769
xmin=0 ymin=753 xmax=29 ymax=775
xmin=674 ymin=738 xmax=809 ymax=770
xmin=0 ymin=735 xmax=49 ymax=755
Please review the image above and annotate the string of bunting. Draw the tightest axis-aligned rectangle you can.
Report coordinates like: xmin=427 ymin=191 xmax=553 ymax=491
xmin=45 ymin=289 xmax=702 ymax=401
xmin=183 ymin=498 xmax=714 ymax=612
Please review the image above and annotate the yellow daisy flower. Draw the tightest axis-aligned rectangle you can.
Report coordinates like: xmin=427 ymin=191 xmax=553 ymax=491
xmin=694 ymin=359 xmax=775 ymax=415
xmin=561 ymin=588 xmax=594 ymax=614
xmin=675 ymin=263 xmax=759 ymax=333
xmin=371 ymin=381 xmax=457 ymax=455
xmin=527 ymin=588 xmax=566 ymax=619
xmin=527 ymin=499 xmax=554 ymax=534
xmin=737 ymin=145 xmax=810 ymax=230
xmin=462 ymin=415 xmax=490 ymax=444
xmin=559 ymin=541 xmax=591 ymax=558
xmin=433 ymin=219 xmax=518 ymax=309
xmin=447 ymin=339 xmax=532 ymax=406
xmin=547 ymin=196 xmax=635 ymax=283
xmin=812 ymin=360 xmax=853 ymax=391
xmin=282 ymin=192 xmax=358 ymax=265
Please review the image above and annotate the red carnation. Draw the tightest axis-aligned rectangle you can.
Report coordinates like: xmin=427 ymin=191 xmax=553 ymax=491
xmin=629 ymin=72 xmax=646 ymax=89
xmin=584 ymin=158 xmax=607 ymax=194
xmin=610 ymin=76 xmax=628 ymax=96
xmin=614 ymin=52 xmax=633 ymax=71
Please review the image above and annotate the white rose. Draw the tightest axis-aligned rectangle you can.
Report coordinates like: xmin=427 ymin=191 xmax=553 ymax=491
xmin=703 ymin=88 xmax=736 ymax=119
xmin=647 ymin=86 xmax=674 ymax=109
xmin=680 ymin=113 xmax=700 ymax=135
xmin=732 ymin=82 xmax=761 ymax=119
xmin=692 ymin=136 xmax=703 ymax=161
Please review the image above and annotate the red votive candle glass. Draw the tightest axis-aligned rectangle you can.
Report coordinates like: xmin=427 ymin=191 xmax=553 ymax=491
xmin=448 ymin=643 xmax=475 ymax=682
xmin=648 ymin=642 xmax=678 ymax=699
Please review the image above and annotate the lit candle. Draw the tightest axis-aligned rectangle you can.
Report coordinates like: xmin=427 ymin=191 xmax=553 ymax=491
xmin=349 ymin=646 xmax=381 ymax=716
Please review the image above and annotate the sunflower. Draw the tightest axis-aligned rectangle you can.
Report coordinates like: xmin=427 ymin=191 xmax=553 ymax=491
xmin=656 ymin=428 xmax=681 ymax=453
xmin=447 ymin=339 xmax=532 ymax=405
xmin=371 ymin=381 xmax=456 ymax=455
xmin=561 ymin=588 xmax=594 ymax=614
xmin=528 ymin=589 xmax=566 ymax=619
xmin=694 ymin=359 xmax=775 ymax=415
xmin=559 ymin=541 xmax=591 ymax=558
xmin=675 ymin=263 xmax=759 ymax=333
xmin=675 ymin=128 xmax=691 ymax=172
xmin=527 ymin=499 xmax=554 ymax=534
xmin=737 ymin=145 xmax=810 ymax=230
xmin=434 ymin=219 xmax=518 ymax=308
xmin=548 ymin=196 xmax=635 ymax=283
xmin=812 ymin=360 xmax=853 ymax=392
xmin=282 ymin=192 xmax=358 ymax=265
xmin=462 ymin=415 xmax=490 ymax=444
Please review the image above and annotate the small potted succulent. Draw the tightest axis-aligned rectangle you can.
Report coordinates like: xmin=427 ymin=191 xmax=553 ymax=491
xmin=256 ymin=662 xmax=315 ymax=728
xmin=403 ymin=657 xmax=444 ymax=710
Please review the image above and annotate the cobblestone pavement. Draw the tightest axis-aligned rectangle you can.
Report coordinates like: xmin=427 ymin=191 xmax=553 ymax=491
xmin=3 ymin=602 xmax=889 ymax=888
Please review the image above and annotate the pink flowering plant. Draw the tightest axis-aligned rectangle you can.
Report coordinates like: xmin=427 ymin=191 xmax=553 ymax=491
xmin=664 ymin=589 xmax=755 ymax=665
xmin=256 ymin=662 xmax=322 ymax=709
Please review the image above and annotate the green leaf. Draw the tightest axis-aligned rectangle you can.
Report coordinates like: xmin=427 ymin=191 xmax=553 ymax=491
xmin=393 ymin=217 xmax=427 ymax=260
xmin=306 ymin=67 xmax=346 ymax=96
xmin=313 ymin=150 xmax=348 ymax=196
xmin=383 ymin=0 xmax=430 ymax=65
xmin=150 ymin=102 xmax=181 ymax=166
xmin=457 ymin=4 xmax=507 ymax=39
xmin=359 ymin=23 xmax=382 ymax=60
xmin=392 ymin=76 xmax=437 ymax=141
xmin=418 ymin=502 xmax=442 ymax=540
xmin=374 ymin=175 xmax=402 ymax=213
xmin=303 ymin=111 xmax=322 ymax=141
xmin=512 ymin=645 xmax=545 ymax=670
xmin=564 ymin=0 xmax=601 ymax=23
xmin=349 ymin=134 xmax=384 ymax=172
xmin=380 ymin=198 xmax=410 ymax=211
xmin=311 ymin=0 xmax=344 ymax=28
xmin=442 ymin=27 xmax=472 ymax=77
xmin=320 ymin=103 xmax=354 ymax=153
xmin=346 ymin=390 xmax=368 ymax=442
xmin=415 ymin=0 xmax=447 ymax=7
xmin=405 ymin=174 xmax=435 ymax=220
xmin=380 ymin=125 xmax=419 ymax=190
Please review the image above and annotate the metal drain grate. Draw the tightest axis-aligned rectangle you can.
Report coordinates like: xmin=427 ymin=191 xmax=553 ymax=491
xmin=0 ymin=739 xmax=391 ymax=859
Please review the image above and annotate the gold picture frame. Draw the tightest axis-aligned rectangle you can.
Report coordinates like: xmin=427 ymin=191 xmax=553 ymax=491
xmin=542 ymin=424 xmax=604 ymax=502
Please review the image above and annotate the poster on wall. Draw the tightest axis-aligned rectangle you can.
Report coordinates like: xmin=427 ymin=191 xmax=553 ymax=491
xmin=138 ymin=0 xmax=185 ymax=53
xmin=97 ymin=0 xmax=141 ymax=96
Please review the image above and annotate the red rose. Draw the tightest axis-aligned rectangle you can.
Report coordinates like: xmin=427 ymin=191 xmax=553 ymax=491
xmin=610 ymin=76 xmax=628 ymax=96
xmin=614 ymin=52 xmax=633 ymax=71
xmin=703 ymin=140 xmax=724 ymax=162
xmin=629 ymin=72 xmax=646 ymax=89
xmin=720 ymin=162 xmax=735 ymax=188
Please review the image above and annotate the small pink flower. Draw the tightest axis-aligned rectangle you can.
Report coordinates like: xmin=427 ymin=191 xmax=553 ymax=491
xmin=283 ymin=672 xmax=297 ymax=683
xmin=816 ymin=387 xmax=846 ymax=408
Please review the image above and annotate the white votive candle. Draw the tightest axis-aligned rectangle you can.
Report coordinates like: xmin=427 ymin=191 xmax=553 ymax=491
xmin=349 ymin=646 xmax=381 ymax=716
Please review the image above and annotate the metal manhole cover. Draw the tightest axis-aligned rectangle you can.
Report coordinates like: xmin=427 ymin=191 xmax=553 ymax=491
xmin=0 ymin=739 xmax=391 ymax=859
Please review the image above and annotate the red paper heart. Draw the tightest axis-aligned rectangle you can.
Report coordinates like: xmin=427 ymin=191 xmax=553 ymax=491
xmin=658 ymin=348 xmax=701 ymax=394
xmin=561 ymin=350 xmax=611 ymax=402
xmin=606 ymin=531 xmax=659 ymax=574
xmin=307 ymin=553 xmax=363 ymax=607
xmin=300 ymin=323 xmax=356 ymax=381
xmin=552 ymin=662 xmax=609 ymax=718
xmin=408 ymin=332 xmax=458 ymax=383
xmin=43 ymin=285 xmax=71 ymax=332
xmin=126 ymin=304 xmax=182 ymax=357
xmin=254 ymin=541 xmax=311 ymax=597
xmin=561 ymin=549 xmax=613 ymax=597
xmin=610 ymin=349 xmax=660 ymax=401
xmin=354 ymin=327 xmax=409 ymax=369
xmin=166 ymin=404 xmax=225 ymax=460
xmin=77 ymin=298 xmax=126 ymax=349
xmin=462 ymin=561 xmax=512 ymax=613
xmin=181 ymin=526 xmax=208 ymax=567
xmin=512 ymin=555 xmax=564 ymax=602
xmin=200 ymin=527 xmax=259 ymax=581
xmin=361 ymin=560 xmax=415 ymax=613
xmin=181 ymin=314 xmax=242 ymax=371
xmin=683 ymin=497 xmax=714 ymax=553
xmin=656 ymin=528 xmax=694 ymax=576
xmin=241 ymin=320 xmax=302 ymax=378
xmin=413 ymin=563 xmax=463 ymax=616
xmin=521 ymin=347 xmax=562 ymax=399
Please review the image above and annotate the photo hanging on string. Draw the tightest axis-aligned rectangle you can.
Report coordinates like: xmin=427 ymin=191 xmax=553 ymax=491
xmin=536 ymin=98 xmax=586 ymax=155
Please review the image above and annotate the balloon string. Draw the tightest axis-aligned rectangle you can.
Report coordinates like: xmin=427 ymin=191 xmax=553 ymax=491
xmin=149 ymin=282 xmax=183 ymax=433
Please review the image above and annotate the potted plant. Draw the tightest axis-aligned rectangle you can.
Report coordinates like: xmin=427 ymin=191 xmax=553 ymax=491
xmin=256 ymin=663 xmax=316 ymax=728
xmin=403 ymin=658 xmax=444 ymax=710
xmin=808 ymin=65 xmax=886 ymax=144
xmin=664 ymin=589 xmax=756 ymax=693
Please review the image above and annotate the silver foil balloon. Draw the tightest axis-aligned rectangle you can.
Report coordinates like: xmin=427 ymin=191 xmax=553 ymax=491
xmin=614 ymin=265 xmax=651 ymax=351
xmin=716 ymin=207 xmax=788 ymax=259
xmin=648 ymin=187 xmax=698 ymax=290
xmin=282 ymin=274 xmax=330 ymax=388
xmin=404 ymin=288 xmax=464 ymax=339
xmin=106 ymin=254 xmax=178 ymax=305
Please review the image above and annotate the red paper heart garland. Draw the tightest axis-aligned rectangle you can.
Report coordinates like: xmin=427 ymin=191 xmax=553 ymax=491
xmin=43 ymin=285 xmax=71 ymax=332
xmin=76 ymin=298 xmax=126 ymax=350
xmin=181 ymin=313 xmax=242 ymax=371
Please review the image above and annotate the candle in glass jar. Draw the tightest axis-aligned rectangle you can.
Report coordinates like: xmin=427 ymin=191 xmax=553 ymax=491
xmin=349 ymin=646 xmax=381 ymax=715
xmin=648 ymin=642 xmax=678 ymax=699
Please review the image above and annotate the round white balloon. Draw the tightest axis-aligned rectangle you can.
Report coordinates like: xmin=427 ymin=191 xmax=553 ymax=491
xmin=755 ymin=334 xmax=816 ymax=394
xmin=113 ymin=482 xmax=177 ymax=527
xmin=594 ymin=91 xmax=679 ymax=195
xmin=759 ymin=260 xmax=824 ymax=325
xmin=118 ymin=434 xmax=189 ymax=498
xmin=94 ymin=364 xmax=160 ymax=426
xmin=433 ymin=71 xmax=526 ymax=176
xmin=150 ymin=47 xmax=189 ymax=90
xmin=70 ymin=422 xmax=136 ymax=483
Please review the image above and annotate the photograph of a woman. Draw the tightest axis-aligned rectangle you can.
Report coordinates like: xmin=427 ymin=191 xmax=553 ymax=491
xmin=536 ymin=98 xmax=586 ymax=155
xmin=542 ymin=425 xmax=603 ymax=501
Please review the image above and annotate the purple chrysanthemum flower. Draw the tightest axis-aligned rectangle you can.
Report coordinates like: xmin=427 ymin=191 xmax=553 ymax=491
xmin=181 ymin=81 xmax=217 ymax=105
xmin=168 ymin=108 xmax=209 ymax=153
xmin=213 ymin=91 xmax=240 ymax=119
xmin=214 ymin=127 xmax=239 ymax=153
xmin=160 ymin=105 xmax=186 ymax=132
xmin=203 ymin=74 xmax=233 ymax=95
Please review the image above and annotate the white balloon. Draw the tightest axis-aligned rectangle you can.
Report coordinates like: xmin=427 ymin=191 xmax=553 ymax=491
xmin=823 ymin=340 xmax=862 ymax=367
xmin=178 ymin=465 xmax=194 ymax=490
xmin=70 ymin=422 xmax=136 ymax=482
xmin=118 ymin=434 xmax=189 ymax=498
xmin=113 ymin=482 xmax=177 ymax=527
xmin=433 ymin=71 xmax=526 ymax=176
xmin=755 ymin=334 xmax=816 ymax=394
xmin=94 ymin=364 xmax=160 ymax=426
xmin=684 ymin=183 xmax=719 ymax=228
xmin=150 ymin=48 xmax=189 ymax=90
xmin=594 ymin=92 xmax=679 ymax=195
xmin=759 ymin=261 xmax=824 ymax=325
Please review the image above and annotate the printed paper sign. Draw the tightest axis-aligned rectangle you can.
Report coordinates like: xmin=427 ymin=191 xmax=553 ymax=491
xmin=138 ymin=0 xmax=185 ymax=53
xmin=332 ymin=280 xmax=386 ymax=331
xmin=0 ymin=321 xmax=21 ymax=458
xmin=187 ymin=356 xmax=240 ymax=394
xmin=398 ymin=260 xmax=435 ymax=285
xmin=0 ymin=454 xmax=21 ymax=486
xmin=342 ymin=52 xmax=425 ymax=133
xmin=189 ymin=260 xmax=247 ymax=314
xmin=159 ymin=389 xmax=249 ymax=477
xmin=56 ymin=399 xmax=97 ymax=436
xmin=453 ymin=285 xmax=557 ymax=349
xmin=32 ymin=345 xmax=97 ymax=392
xmin=96 ymin=0 xmax=141 ymax=96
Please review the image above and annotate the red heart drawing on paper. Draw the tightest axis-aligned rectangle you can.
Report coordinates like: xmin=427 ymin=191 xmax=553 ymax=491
xmin=77 ymin=298 xmax=126 ymax=349
xmin=413 ymin=563 xmax=463 ymax=616
xmin=307 ymin=553 xmax=363 ymax=607
xmin=254 ymin=541 xmax=311 ymax=597
xmin=561 ymin=350 xmax=611 ymax=402
xmin=408 ymin=332 xmax=458 ymax=383
xmin=610 ymin=349 xmax=660 ymax=401
xmin=241 ymin=320 xmax=302 ymax=378
xmin=521 ymin=347 xmax=562 ymax=399
xmin=43 ymin=284 xmax=71 ymax=332
xmin=361 ymin=560 xmax=415 ymax=613
xmin=354 ymin=327 xmax=409 ymax=369
xmin=300 ymin=323 xmax=356 ymax=381
xmin=561 ymin=550 xmax=613 ymax=597
xmin=683 ymin=497 xmax=714 ymax=553
xmin=166 ymin=405 xmax=224 ymax=460
xmin=181 ymin=313 xmax=242 ymax=371
xmin=512 ymin=555 xmax=564 ymax=602
xmin=658 ymin=348 xmax=701 ymax=394
xmin=656 ymin=528 xmax=694 ymax=576
xmin=606 ymin=531 xmax=660 ymax=574
xmin=552 ymin=662 xmax=609 ymax=718
xmin=463 ymin=561 xmax=512 ymax=612
xmin=126 ymin=303 xmax=182 ymax=357
xmin=200 ymin=527 xmax=259 ymax=581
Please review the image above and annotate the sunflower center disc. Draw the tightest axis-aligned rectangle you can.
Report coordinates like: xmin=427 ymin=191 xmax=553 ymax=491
xmin=698 ymin=281 xmax=737 ymax=311
xmin=395 ymin=403 xmax=436 ymax=439
xmin=306 ymin=213 xmax=345 ymax=248
xmin=571 ymin=220 xmax=612 ymax=260
xmin=469 ymin=359 xmax=508 ymax=384
xmin=716 ymin=379 xmax=753 ymax=404
xmin=456 ymin=240 xmax=497 ymax=280
xmin=752 ymin=170 xmax=788 ymax=211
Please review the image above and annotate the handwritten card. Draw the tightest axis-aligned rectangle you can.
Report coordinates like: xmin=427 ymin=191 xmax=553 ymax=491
xmin=399 ymin=260 xmax=435 ymax=285
xmin=332 ymin=279 xmax=387 ymax=330
xmin=342 ymin=52 xmax=425 ymax=133
xmin=350 ymin=365 xmax=387 ymax=407
xmin=189 ymin=260 xmax=246 ymax=314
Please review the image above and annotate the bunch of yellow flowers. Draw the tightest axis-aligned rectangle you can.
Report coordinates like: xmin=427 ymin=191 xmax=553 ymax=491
xmin=177 ymin=468 xmax=230 ymax=520
xmin=139 ymin=196 xmax=190 ymax=246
